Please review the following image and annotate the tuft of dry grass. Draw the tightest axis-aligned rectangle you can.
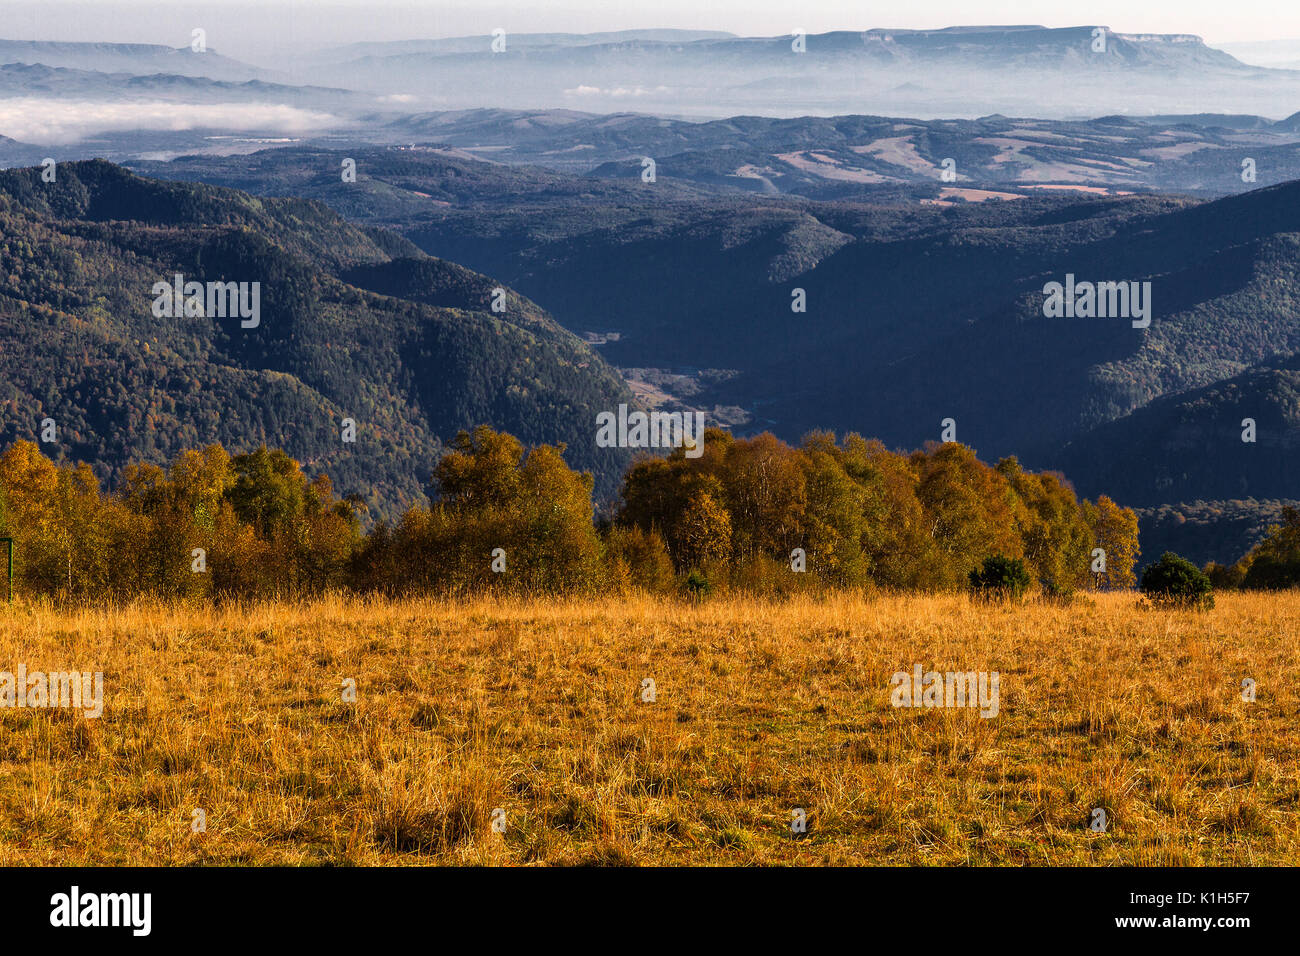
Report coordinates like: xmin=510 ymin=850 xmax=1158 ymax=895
xmin=0 ymin=591 xmax=1297 ymax=865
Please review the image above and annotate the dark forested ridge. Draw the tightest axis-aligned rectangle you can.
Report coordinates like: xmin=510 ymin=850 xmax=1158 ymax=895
xmin=138 ymin=146 xmax=1300 ymax=568
xmin=0 ymin=159 xmax=636 ymax=515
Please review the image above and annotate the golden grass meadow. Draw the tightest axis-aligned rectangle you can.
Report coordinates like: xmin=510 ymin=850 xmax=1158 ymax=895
xmin=0 ymin=591 xmax=1296 ymax=866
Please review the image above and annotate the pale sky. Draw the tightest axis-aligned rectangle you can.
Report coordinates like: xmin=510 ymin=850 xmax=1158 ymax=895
xmin=2 ymin=0 xmax=1297 ymax=65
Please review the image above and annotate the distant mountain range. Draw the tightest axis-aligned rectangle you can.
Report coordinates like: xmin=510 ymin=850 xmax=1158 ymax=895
xmin=4 ymin=25 xmax=1300 ymax=141
xmin=305 ymin=30 xmax=737 ymax=63
xmin=111 ymin=108 xmax=1300 ymax=205
xmin=9 ymin=93 xmax=1300 ymax=199
xmin=0 ymin=61 xmax=356 ymax=107
xmin=287 ymin=25 xmax=1300 ymax=119
xmin=0 ymin=39 xmax=273 ymax=82
xmin=387 ymin=109 xmax=1300 ymax=198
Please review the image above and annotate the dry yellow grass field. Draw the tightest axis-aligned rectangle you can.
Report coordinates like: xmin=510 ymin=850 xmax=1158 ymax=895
xmin=0 ymin=591 xmax=1296 ymax=865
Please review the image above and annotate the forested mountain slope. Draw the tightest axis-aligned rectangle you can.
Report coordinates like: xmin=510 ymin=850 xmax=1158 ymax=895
xmin=0 ymin=160 xmax=635 ymax=514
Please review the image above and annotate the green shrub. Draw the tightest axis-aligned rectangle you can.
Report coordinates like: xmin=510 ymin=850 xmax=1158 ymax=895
xmin=969 ymin=555 xmax=1031 ymax=601
xmin=1140 ymin=552 xmax=1214 ymax=609
xmin=684 ymin=570 xmax=712 ymax=600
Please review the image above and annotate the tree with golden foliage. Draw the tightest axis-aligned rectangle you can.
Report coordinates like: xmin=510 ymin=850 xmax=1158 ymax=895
xmin=672 ymin=489 xmax=733 ymax=570
xmin=357 ymin=425 xmax=602 ymax=594
xmin=1083 ymin=494 xmax=1140 ymax=590
xmin=0 ymin=424 xmax=1138 ymax=601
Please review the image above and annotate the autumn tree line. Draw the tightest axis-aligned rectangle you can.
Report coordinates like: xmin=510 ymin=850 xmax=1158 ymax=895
xmin=1205 ymin=505 xmax=1300 ymax=591
xmin=0 ymin=425 xmax=1145 ymax=603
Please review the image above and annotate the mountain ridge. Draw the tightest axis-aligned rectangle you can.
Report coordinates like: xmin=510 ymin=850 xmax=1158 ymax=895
xmin=0 ymin=159 xmax=637 ymax=512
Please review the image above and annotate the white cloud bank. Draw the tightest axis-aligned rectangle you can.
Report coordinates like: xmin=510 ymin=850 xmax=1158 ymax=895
xmin=0 ymin=99 xmax=339 ymax=144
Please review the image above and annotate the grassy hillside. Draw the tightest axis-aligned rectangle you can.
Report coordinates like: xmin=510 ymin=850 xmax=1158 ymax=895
xmin=1 ymin=592 xmax=1295 ymax=865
